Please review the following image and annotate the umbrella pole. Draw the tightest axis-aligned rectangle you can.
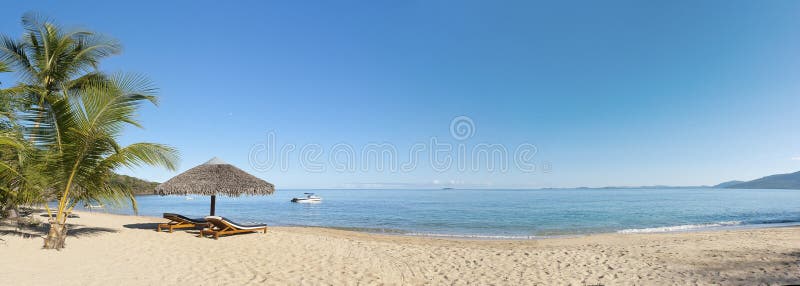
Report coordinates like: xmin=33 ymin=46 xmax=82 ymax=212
xmin=210 ymin=195 xmax=216 ymax=216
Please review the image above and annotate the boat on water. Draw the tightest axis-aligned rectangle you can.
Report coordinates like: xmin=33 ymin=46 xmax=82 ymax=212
xmin=84 ymin=203 xmax=105 ymax=209
xmin=291 ymin=193 xmax=322 ymax=203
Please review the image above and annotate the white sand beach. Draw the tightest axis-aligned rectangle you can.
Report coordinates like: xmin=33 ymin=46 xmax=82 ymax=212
xmin=1 ymin=211 xmax=798 ymax=285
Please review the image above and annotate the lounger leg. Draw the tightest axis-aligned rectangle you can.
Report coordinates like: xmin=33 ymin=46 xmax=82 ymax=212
xmin=157 ymin=225 xmax=161 ymax=232
xmin=169 ymin=225 xmax=174 ymax=233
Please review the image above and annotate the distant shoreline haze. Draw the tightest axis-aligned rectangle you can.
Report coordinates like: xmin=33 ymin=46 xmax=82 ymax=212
xmin=128 ymin=170 xmax=800 ymax=191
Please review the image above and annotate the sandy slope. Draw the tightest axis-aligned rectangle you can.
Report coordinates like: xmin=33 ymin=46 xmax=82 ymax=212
xmin=1 ymin=211 xmax=798 ymax=285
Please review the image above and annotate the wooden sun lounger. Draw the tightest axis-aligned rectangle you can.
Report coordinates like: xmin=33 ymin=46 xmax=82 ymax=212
xmin=199 ymin=216 xmax=267 ymax=239
xmin=157 ymin=213 xmax=208 ymax=233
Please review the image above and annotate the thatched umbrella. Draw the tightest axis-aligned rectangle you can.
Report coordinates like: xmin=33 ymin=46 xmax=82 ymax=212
xmin=155 ymin=157 xmax=275 ymax=215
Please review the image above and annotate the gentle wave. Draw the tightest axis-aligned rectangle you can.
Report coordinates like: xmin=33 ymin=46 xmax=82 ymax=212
xmin=617 ymin=221 xmax=743 ymax=234
xmin=748 ymin=218 xmax=800 ymax=225
xmin=403 ymin=232 xmax=537 ymax=240
xmin=328 ymin=226 xmax=408 ymax=234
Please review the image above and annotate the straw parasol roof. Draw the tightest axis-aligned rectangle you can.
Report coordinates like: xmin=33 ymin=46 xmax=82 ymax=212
xmin=155 ymin=157 xmax=274 ymax=197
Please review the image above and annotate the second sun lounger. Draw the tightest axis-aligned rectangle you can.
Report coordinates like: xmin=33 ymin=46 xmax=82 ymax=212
xmin=199 ymin=216 xmax=267 ymax=239
xmin=157 ymin=213 xmax=208 ymax=233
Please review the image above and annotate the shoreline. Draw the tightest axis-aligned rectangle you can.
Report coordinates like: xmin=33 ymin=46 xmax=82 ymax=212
xmin=75 ymin=209 xmax=800 ymax=241
xmin=2 ymin=211 xmax=799 ymax=285
xmin=11 ymin=210 xmax=800 ymax=244
xmin=167 ymin=213 xmax=800 ymax=241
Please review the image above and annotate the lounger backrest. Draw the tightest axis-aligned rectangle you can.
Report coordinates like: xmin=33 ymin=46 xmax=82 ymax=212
xmin=205 ymin=216 xmax=267 ymax=230
xmin=163 ymin=213 xmax=183 ymax=221
xmin=164 ymin=213 xmax=205 ymax=224
xmin=205 ymin=216 xmax=231 ymax=229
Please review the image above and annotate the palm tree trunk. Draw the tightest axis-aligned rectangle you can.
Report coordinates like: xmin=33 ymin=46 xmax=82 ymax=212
xmin=43 ymin=220 xmax=68 ymax=249
xmin=4 ymin=208 xmax=18 ymax=218
xmin=43 ymin=160 xmax=82 ymax=249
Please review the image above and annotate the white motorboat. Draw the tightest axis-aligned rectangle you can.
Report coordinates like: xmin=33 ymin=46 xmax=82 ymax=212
xmin=291 ymin=193 xmax=322 ymax=203
xmin=84 ymin=203 xmax=104 ymax=209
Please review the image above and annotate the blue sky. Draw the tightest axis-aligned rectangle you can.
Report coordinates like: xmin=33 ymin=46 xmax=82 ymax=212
xmin=2 ymin=1 xmax=800 ymax=188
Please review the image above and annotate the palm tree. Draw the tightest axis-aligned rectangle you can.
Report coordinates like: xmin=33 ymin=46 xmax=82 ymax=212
xmin=0 ymin=14 xmax=179 ymax=249
xmin=39 ymin=73 xmax=178 ymax=249
xmin=0 ymin=61 xmax=13 ymax=123
xmin=0 ymin=130 xmax=46 ymax=218
xmin=0 ymin=57 xmax=39 ymax=216
xmin=0 ymin=13 xmax=120 ymax=145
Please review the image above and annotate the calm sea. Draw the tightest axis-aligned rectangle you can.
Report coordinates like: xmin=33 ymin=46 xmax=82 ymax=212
xmin=84 ymin=188 xmax=800 ymax=239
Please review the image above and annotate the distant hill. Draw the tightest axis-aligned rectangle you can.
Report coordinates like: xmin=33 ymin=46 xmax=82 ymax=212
xmin=713 ymin=180 xmax=745 ymax=188
xmin=724 ymin=171 xmax=800 ymax=190
xmin=110 ymin=174 xmax=159 ymax=195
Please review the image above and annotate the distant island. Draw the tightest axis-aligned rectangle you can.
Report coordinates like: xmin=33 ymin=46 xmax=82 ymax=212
xmin=111 ymin=174 xmax=159 ymax=195
xmin=713 ymin=181 xmax=745 ymax=188
xmin=595 ymin=171 xmax=800 ymax=190
xmin=718 ymin=171 xmax=800 ymax=190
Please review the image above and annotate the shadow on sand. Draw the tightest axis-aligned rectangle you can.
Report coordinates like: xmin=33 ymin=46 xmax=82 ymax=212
xmin=122 ymin=223 xmax=160 ymax=231
xmin=123 ymin=223 xmax=208 ymax=236
xmin=0 ymin=220 xmax=117 ymax=239
xmin=66 ymin=226 xmax=117 ymax=237
xmin=0 ymin=219 xmax=47 ymax=239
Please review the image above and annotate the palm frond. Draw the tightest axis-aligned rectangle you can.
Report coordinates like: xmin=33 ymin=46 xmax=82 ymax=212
xmin=103 ymin=142 xmax=179 ymax=171
xmin=1 ymin=14 xmax=179 ymax=243
xmin=0 ymin=35 xmax=36 ymax=83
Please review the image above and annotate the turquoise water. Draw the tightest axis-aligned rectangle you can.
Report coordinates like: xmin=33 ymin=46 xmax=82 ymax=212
xmin=87 ymin=188 xmax=800 ymax=238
